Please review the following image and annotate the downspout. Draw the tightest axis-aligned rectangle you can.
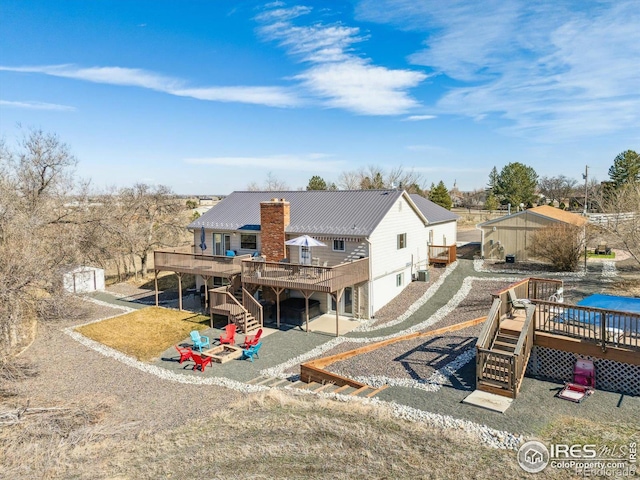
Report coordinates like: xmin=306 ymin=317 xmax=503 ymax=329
xmin=365 ymin=238 xmax=374 ymax=319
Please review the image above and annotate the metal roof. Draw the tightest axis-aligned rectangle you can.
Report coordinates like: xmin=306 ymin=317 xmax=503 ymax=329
xmin=478 ymin=205 xmax=588 ymax=228
xmin=189 ymin=190 xmax=452 ymax=236
xmin=409 ymin=194 xmax=460 ymax=224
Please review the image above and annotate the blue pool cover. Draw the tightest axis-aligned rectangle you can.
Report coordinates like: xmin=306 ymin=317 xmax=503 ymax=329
xmin=577 ymin=294 xmax=640 ymax=314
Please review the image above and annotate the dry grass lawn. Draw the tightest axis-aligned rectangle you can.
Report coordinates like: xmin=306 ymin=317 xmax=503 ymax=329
xmin=1 ymin=389 xmax=577 ymax=479
xmin=76 ymin=306 xmax=209 ymax=361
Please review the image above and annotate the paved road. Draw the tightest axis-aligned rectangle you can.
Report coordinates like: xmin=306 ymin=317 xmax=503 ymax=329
xmin=457 ymin=228 xmax=481 ymax=243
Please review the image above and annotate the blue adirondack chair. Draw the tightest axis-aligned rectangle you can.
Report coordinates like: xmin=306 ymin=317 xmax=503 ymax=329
xmin=190 ymin=330 xmax=210 ymax=352
xmin=242 ymin=342 xmax=262 ymax=362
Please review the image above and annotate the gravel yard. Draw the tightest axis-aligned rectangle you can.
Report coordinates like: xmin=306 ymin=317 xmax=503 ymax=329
xmin=328 ymin=325 xmax=481 ymax=382
xmin=325 ymin=279 xmax=513 ymax=383
xmin=370 ymin=266 xmax=446 ymax=328
xmin=284 ymin=279 xmax=510 ymax=378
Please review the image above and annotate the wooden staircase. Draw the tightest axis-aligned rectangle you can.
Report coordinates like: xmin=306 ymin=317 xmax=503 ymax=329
xmin=236 ymin=311 xmax=260 ymax=333
xmin=476 ymin=299 xmax=535 ymax=398
xmin=246 ymin=376 xmax=389 ymax=398
xmin=210 ymin=287 xmax=262 ymax=334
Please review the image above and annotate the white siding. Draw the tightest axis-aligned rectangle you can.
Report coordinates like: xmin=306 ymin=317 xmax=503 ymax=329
xmin=368 ymin=196 xmax=429 ymax=315
xmin=287 ymin=237 xmax=368 ymax=266
xmin=193 ymin=229 xmax=262 ymax=257
xmin=427 ymin=221 xmax=457 ymax=248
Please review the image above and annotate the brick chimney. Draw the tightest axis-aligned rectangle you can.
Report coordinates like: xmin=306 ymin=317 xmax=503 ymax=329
xmin=260 ymin=198 xmax=290 ymax=262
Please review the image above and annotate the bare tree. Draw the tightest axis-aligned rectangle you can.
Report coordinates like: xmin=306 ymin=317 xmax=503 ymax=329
xmin=596 ymin=182 xmax=640 ymax=266
xmin=337 ymin=165 xmax=426 ymax=192
xmin=337 ymin=170 xmax=360 ymax=190
xmin=114 ymin=184 xmax=188 ymax=279
xmin=246 ymin=172 xmax=289 ymax=191
xmin=0 ymin=130 xmax=92 ymax=353
xmin=530 ymin=223 xmax=589 ymax=271
xmin=538 ymin=175 xmax=579 ymax=206
xmin=460 ymin=189 xmax=485 ymax=212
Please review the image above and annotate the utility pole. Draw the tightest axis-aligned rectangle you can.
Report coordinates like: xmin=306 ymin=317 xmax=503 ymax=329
xmin=582 ymin=165 xmax=589 ymax=215
xmin=582 ymin=165 xmax=589 ymax=272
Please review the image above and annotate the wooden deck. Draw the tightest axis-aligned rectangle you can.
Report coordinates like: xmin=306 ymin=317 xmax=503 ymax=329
xmin=241 ymin=257 xmax=369 ymax=294
xmin=154 ymin=248 xmax=249 ymax=277
xmin=429 ymin=245 xmax=456 ymax=265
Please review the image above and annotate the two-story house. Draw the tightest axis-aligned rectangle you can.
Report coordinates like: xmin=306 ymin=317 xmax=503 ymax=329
xmin=153 ymin=189 xmax=458 ymax=334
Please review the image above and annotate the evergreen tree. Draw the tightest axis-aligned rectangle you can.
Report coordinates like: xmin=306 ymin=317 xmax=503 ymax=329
xmin=306 ymin=175 xmax=328 ymax=190
xmin=487 ymin=166 xmax=499 ymax=193
xmin=428 ymin=181 xmax=452 ymax=210
xmin=608 ymin=150 xmax=640 ymax=188
xmin=484 ymin=192 xmax=499 ymax=212
xmin=494 ymin=162 xmax=538 ymax=207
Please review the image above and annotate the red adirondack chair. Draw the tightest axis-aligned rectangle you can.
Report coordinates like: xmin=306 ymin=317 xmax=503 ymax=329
xmin=175 ymin=345 xmax=192 ymax=364
xmin=242 ymin=328 xmax=263 ymax=349
xmin=191 ymin=351 xmax=213 ymax=372
xmin=219 ymin=324 xmax=237 ymax=345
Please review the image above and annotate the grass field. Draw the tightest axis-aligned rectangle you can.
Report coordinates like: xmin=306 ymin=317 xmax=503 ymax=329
xmin=2 ymin=388 xmax=587 ymax=479
xmin=75 ymin=306 xmax=209 ymax=361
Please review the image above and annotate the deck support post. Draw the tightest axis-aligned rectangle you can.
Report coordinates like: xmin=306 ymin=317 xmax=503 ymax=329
xmin=272 ymin=287 xmax=285 ymax=328
xmin=302 ymin=290 xmax=313 ymax=333
xmin=177 ymin=273 xmax=183 ymax=311
xmin=331 ymin=289 xmax=345 ymax=337
xmin=154 ymin=270 xmax=159 ymax=307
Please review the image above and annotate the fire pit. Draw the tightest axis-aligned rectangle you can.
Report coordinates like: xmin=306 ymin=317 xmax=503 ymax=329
xmin=201 ymin=345 xmax=243 ymax=363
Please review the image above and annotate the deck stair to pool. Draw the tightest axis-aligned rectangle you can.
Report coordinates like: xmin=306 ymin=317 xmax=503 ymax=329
xmin=476 ymin=297 xmax=535 ymax=399
xmin=246 ymin=376 xmax=388 ymax=398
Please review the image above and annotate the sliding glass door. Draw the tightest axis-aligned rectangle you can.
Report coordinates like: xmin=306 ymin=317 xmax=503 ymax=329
xmin=212 ymin=233 xmax=231 ymax=255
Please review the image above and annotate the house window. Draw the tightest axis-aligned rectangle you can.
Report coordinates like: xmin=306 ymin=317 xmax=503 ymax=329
xmin=333 ymin=239 xmax=345 ymax=251
xmin=397 ymin=233 xmax=407 ymax=249
xmin=396 ymin=273 xmax=403 ymax=287
xmin=241 ymin=234 xmax=257 ymax=250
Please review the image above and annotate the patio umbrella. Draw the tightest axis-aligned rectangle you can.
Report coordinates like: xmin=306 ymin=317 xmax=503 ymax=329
xmin=285 ymin=235 xmax=326 ymax=265
xmin=199 ymin=226 xmax=207 ymax=254
xmin=284 ymin=235 xmax=326 ymax=247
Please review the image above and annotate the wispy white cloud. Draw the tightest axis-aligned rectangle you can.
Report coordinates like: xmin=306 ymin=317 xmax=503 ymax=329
xmin=257 ymin=4 xmax=426 ymax=115
xmin=0 ymin=64 xmax=300 ymax=108
xmin=355 ymin=0 xmax=640 ymax=138
xmin=183 ymin=153 xmax=343 ymax=172
xmin=0 ymin=99 xmax=76 ymax=111
xmin=295 ymin=59 xmax=426 ymax=115
xmin=404 ymin=114 xmax=436 ymax=121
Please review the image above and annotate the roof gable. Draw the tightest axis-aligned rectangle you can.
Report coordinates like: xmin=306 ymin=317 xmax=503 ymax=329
xmin=478 ymin=205 xmax=588 ymax=227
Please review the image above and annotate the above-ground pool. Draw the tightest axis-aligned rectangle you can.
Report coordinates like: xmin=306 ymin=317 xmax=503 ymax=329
xmin=551 ymin=294 xmax=640 ymax=338
xmin=577 ymin=294 xmax=640 ymax=314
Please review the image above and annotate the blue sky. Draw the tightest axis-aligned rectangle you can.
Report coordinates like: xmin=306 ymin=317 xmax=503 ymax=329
xmin=1 ymin=0 xmax=638 ymax=194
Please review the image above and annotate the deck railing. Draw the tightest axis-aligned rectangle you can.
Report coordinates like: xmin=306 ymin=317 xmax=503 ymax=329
xmin=535 ymin=300 xmax=639 ymax=351
xmin=512 ymin=305 xmax=535 ymax=393
xmin=429 ymin=245 xmax=456 ymax=265
xmin=476 ymin=300 xmax=535 ymax=398
xmin=492 ymin=277 xmax=563 ymax=317
xmin=477 ymin=298 xmax=502 ymax=349
xmin=240 ymin=257 xmax=369 ymax=293
xmin=154 ymin=249 xmax=251 ymax=276
xmin=242 ymin=288 xmax=263 ymax=328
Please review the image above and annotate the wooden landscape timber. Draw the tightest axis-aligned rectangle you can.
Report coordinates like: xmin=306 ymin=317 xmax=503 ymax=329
xmin=300 ymin=316 xmax=488 ymax=390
